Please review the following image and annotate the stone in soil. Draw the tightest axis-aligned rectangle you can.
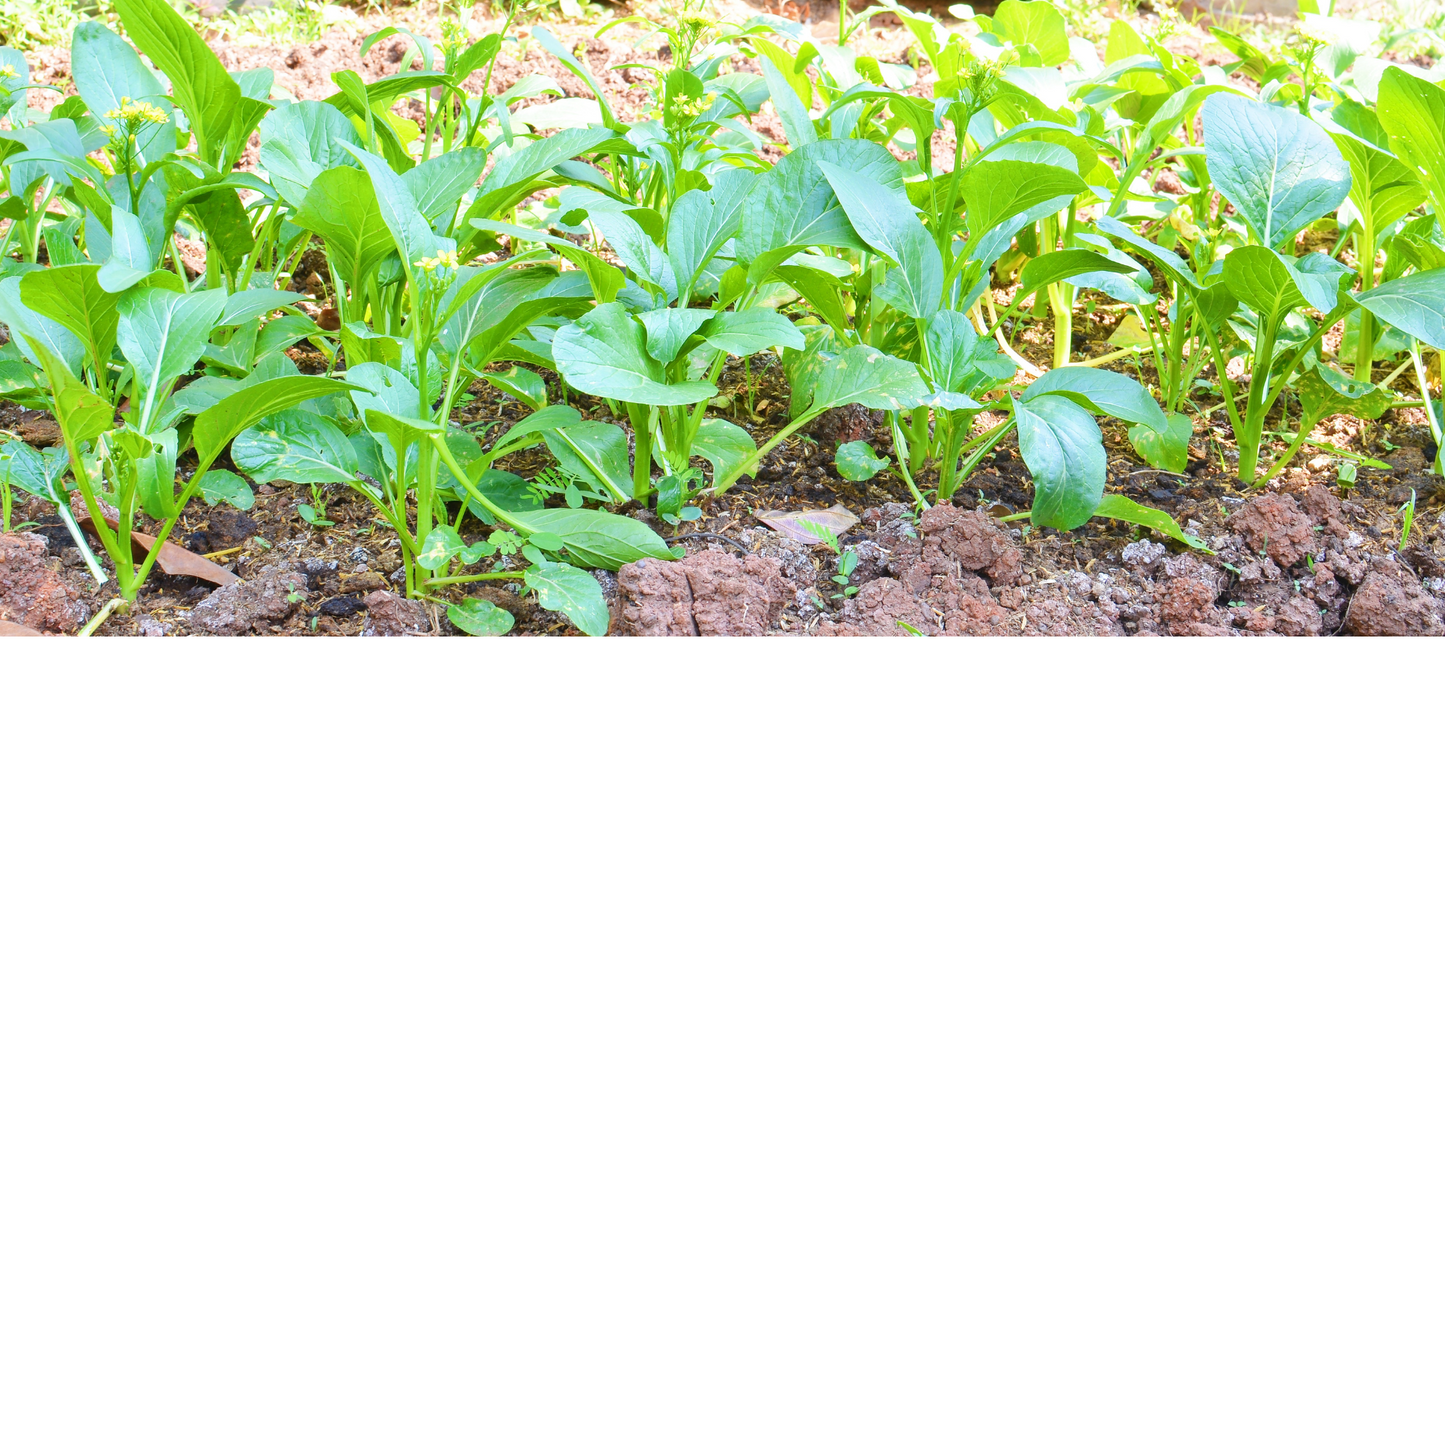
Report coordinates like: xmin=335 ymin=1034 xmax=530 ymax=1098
xmin=1231 ymin=492 xmax=1316 ymax=568
xmin=187 ymin=563 xmax=306 ymax=635
xmin=615 ymin=550 xmax=792 ymax=636
xmin=362 ymin=590 xmax=431 ymax=637
xmin=1346 ymin=561 xmax=1445 ymax=636
xmin=0 ymin=533 xmax=90 ymax=634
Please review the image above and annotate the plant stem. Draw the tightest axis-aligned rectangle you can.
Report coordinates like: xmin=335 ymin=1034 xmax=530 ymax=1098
xmin=78 ymin=596 xmax=127 ymax=636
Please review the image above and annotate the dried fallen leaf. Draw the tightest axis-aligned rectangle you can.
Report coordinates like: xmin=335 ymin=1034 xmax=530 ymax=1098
xmin=72 ymin=495 xmax=239 ymax=588
xmin=0 ymin=619 xmax=44 ymax=636
xmin=755 ymin=504 xmax=859 ymax=547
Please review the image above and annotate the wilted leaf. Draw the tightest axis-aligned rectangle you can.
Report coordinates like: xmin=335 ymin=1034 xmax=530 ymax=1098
xmin=755 ymin=504 xmax=859 ymax=545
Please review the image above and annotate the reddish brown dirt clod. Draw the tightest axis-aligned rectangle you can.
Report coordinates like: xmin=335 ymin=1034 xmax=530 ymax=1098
xmin=188 ymin=564 xmax=306 ymax=635
xmin=918 ymin=505 xmax=1024 ymax=586
xmin=615 ymin=551 xmax=791 ymax=636
xmin=1231 ymin=493 xmax=1317 ymax=568
xmin=0 ymin=533 xmax=90 ymax=634
xmin=363 ymin=590 xmax=432 ymax=637
xmin=1346 ymin=562 xmax=1445 ymax=637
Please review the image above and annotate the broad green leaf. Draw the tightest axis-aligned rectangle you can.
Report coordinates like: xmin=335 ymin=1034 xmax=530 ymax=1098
xmin=199 ymin=469 xmax=255 ymax=509
xmin=113 ymin=0 xmax=253 ymax=165
xmin=417 ymin=524 xmax=463 ymax=569
xmin=960 ymin=160 xmax=1089 ymax=268
xmin=1220 ymin=245 xmax=1346 ymax=320
xmin=585 ymin=207 xmax=676 ymax=298
xmin=738 ymin=138 xmax=904 ymax=280
xmin=924 ymin=312 xmax=1015 ymax=396
xmin=639 ymin=307 xmax=711 ymax=365
xmin=96 ymin=207 xmax=156 ymax=293
xmin=30 ymin=342 xmax=113 ymax=446
xmin=990 ymin=0 xmax=1071 ymax=66
xmin=18 ymin=264 xmax=118 ymax=378
xmin=1355 ymin=268 xmax=1445 ymax=349
xmin=345 ymin=362 xmax=421 ymax=424
xmin=491 ymin=404 xmax=582 ymax=450
xmin=1201 ymin=93 xmax=1351 ymax=249
xmin=258 ymin=100 xmax=360 ymax=209
xmin=401 ymin=147 xmax=486 ymax=228
xmin=1092 ymin=493 xmax=1210 ymax=551
xmin=552 ymin=301 xmax=716 ymax=406
xmin=343 ymin=142 xmax=444 ymax=266
xmin=1090 ymin=214 xmax=1199 ymax=290
xmin=1022 ymin=365 xmax=1167 ymax=431
xmin=1328 ymin=100 xmax=1428 ymax=238
xmin=448 ymin=598 xmax=514 ymax=635
xmin=544 ymin=421 xmax=631 ymax=503
xmin=294 ymin=165 xmax=397 ymax=294
xmin=757 ymin=55 xmax=816 ymax=150
xmin=666 ymin=169 xmax=758 ymax=302
xmin=71 ymin=22 xmax=176 ymax=165
xmin=817 ymin=159 xmax=942 ymax=318
xmin=524 ymin=558 xmax=610 ymax=634
xmin=691 ymin=416 xmax=756 ymax=483
xmin=1015 ymin=248 xmax=1139 ymax=300
xmin=1377 ymin=67 xmax=1445 ymax=226
xmin=699 ymin=309 xmax=806 ymax=356
xmin=509 ymin=507 xmax=674 ymax=570
xmin=1128 ymin=412 xmax=1193 ymax=471
xmin=0 ymin=276 xmax=85 ymax=373
xmin=1298 ymin=362 xmax=1393 ymax=420
xmin=1015 ymin=393 xmax=1107 ymax=531
xmin=192 ymin=376 xmax=355 ymax=470
xmin=465 ymin=126 xmax=613 ymax=226
xmin=805 ymin=343 xmax=929 ymax=414
xmin=232 ymin=409 xmax=365 ymax=489
xmin=117 ymin=286 xmax=229 ymax=428
xmin=835 ymin=440 xmax=890 ymax=480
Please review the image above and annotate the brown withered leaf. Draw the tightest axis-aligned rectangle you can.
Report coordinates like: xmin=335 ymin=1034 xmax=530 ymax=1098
xmin=71 ymin=495 xmax=238 ymax=588
xmin=0 ymin=619 xmax=44 ymax=636
xmin=754 ymin=504 xmax=859 ymax=547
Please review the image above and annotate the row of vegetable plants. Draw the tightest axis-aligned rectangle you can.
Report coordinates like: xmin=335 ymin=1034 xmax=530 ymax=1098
xmin=0 ymin=0 xmax=1443 ymax=634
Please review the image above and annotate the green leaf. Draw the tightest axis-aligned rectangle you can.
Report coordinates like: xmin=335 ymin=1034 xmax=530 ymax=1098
xmin=1298 ymin=363 xmax=1394 ymax=421
xmin=113 ymin=0 xmax=254 ymax=165
xmin=1221 ymin=245 xmax=1346 ymax=321
xmin=417 ymin=524 xmax=463 ymax=568
xmin=71 ymin=22 xmax=176 ymax=165
xmin=402 ymin=147 xmax=486 ymax=228
xmin=294 ymin=165 xmax=397 ymax=295
xmin=0 ymin=276 xmax=86 ymax=373
xmin=448 ymin=597 xmax=514 ymax=635
xmin=96 ymin=207 xmax=156 ymax=293
xmin=1015 ymin=393 xmax=1106 ymax=531
xmin=924 ymin=312 xmax=1015 ymax=397
xmin=1022 ymin=365 xmax=1167 ymax=431
xmin=738 ymin=138 xmax=904 ymax=280
xmin=835 ymin=440 xmax=890 ymax=480
xmin=192 ymin=375 xmax=356 ymax=471
xmin=1128 ymin=412 xmax=1193 ymax=471
xmin=1201 ymin=93 xmax=1351 ymax=250
xmin=552 ymin=301 xmax=717 ymax=406
xmin=639 ymin=307 xmax=712 ymax=365
xmin=464 ymin=126 xmax=614 ymax=229
xmin=990 ymin=0 xmax=1070 ymax=66
xmin=18 ymin=264 xmax=119 ymax=379
xmin=1092 ymin=493 xmax=1210 ymax=551
xmin=1016 ymin=249 xmax=1139 ymax=300
xmin=1327 ymin=99 xmax=1427 ymax=239
xmin=817 ymin=159 xmax=942 ymax=319
xmin=342 ymin=142 xmax=447 ymax=267
xmin=691 ymin=416 xmax=757 ymax=483
xmin=117 ymin=286 xmax=229 ymax=428
xmin=757 ymin=54 xmax=816 ymax=150
xmin=699 ymin=309 xmax=806 ymax=357
xmin=1355 ymin=267 xmax=1445 ymax=350
xmin=806 ymin=344 xmax=929 ymax=414
xmin=232 ymin=409 xmax=365 ymax=490
xmin=960 ymin=160 xmax=1088 ymax=267
xmin=665 ymin=168 xmax=758 ymax=302
xmin=1377 ymin=67 xmax=1445 ymax=227
xmin=258 ymin=100 xmax=360 ymax=209
xmin=29 ymin=343 xmax=114 ymax=446
xmin=199 ymin=469 xmax=254 ymax=509
xmin=543 ymin=420 xmax=631 ymax=503
xmin=524 ymin=558 xmax=610 ymax=634
xmin=507 ymin=506 xmax=674 ymax=570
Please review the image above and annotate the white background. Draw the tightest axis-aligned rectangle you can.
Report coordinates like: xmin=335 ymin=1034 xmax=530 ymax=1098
xmin=2 ymin=643 xmax=1440 ymax=1443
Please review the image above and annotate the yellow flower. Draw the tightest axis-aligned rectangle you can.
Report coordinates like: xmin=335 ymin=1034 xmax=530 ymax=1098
xmin=0 ymin=65 xmax=17 ymax=80
xmin=103 ymin=97 xmax=170 ymax=130
xmin=417 ymin=249 xmax=459 ymax=273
